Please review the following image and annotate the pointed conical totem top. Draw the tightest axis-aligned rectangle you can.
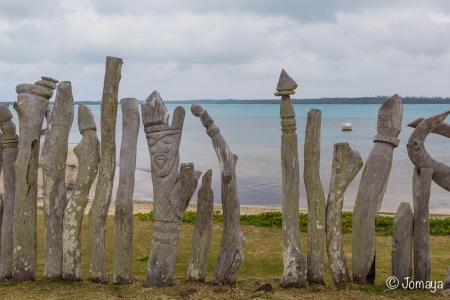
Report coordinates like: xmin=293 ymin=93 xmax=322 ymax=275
xmin=275 ymin=69 xmax=297 ymax=96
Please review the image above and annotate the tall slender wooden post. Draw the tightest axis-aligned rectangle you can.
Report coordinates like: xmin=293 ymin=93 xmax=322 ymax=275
xmin=273 ymin=70 xmax=307 ymax=288
xmin=187 ymin=169 xmax=214 ymax=282
xmin=142 ymin=91 xmax=201 ymax=287
xmin=0 ymin=104 xmax=18 ymax=281
xmin=41 ymin=81 xmax=74 ymax=279
xmin=113 ymin=98 xmax=140 ymax=284
xmin=304 ymin=108 xmax=326 ymax=285
xmin=352 ymin=95 xmax=403 ymax=284
xmin=392 ymin=202 xmax=413 ymax=286
xmin=88 ymin=56 xmax=122 ymax=283
xmin=62 ymin=104 xmax=100 ymax=281
xmin=13 ymin=76 xmax=58 ymax=281
xmin=413 ymin=167 xmax=432 ymax=282
xmin=191 ymin=103 xmax=244 ymax=285
xmin=326 ymin=142 xmax=362 ymax=284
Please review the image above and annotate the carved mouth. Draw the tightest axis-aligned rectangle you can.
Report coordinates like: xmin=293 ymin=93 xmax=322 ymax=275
xmin=154 ymin=155 xmax=167 ymax=169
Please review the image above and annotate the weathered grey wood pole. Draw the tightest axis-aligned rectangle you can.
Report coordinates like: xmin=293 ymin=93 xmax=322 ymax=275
xmin=0 ymin=104 xmax=18 ymax=281
xmin=326 ymin=142 xmax=362 ymax=284
xmin=187 ymin=169 xmax=214 ymax=283
xmin=304 ymin=108 xmax=326 ymax=285
xmin=62 ymin=104 xmax=100 ymax=281
xmin=142 ymin=91 xmax=201 ymax=287
xmin=88 ymin=56 xmax=122 ymax=283
xmin=113 ymin=98 xmax=140 ymax=285
xmin=41 ymin=81 xmax=74 ymax=279
xmin=13 ymin=76 xmax=58 ymax=281
xmin=392 ymin=202 xmax=413 ymax=286
xmin=413 ymin=167 xmax=432 ymax=282
xmin=445 ymin=269 xmax=450 ymax=289
xmin=406 ymin=111 xmax=450 ymax=192
xmin=191 ymin=102 xmax=245 ymax=285
xmin=274 ymin=69 xmax=307 ymax=288
xmin=352 ymin=94 xmax=403 ymax=284
xmin=0 ymin=131 xmax=3 ymax=175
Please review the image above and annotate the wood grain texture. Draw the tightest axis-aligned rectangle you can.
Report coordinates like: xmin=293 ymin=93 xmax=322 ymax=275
xmin=352 ymin=94 xmax=403 ymax=284
xmin=41 ymin=81 xmax=74 ymax=279
xmin=0 ymin=104 xmax=18 ymax=280
xmin=62 ymin=104 xmax=100 ymax=281
xmin=88 ymin=56 xmax=122 ymax=283
xmin=326 ymin=142 xmax=362 ymax=284
xmin=13 ymin=76 xmax=57 ymax=281
xmin=407 ymin=117 xmax=450 ymax=139
xmin=142 ymin=91 xmax=201 ymax=287
xmin=191 ymin=103 xmax=245 ymax=285
xmin=392 ymin=202 xmax=413 ymax=286
xmin=304 ymin=108 xmax=326 ymax=285
xmin=413 ymin=167 xmax=432 ymax=282
xmin=187 ymin=169 xmax=214 ymax=282
xmin=113 ymin=98 xmax=140 ymax=284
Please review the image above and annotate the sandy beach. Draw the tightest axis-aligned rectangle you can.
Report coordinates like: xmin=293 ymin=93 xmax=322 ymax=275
xmin=1 ymin=147 xmax=449 ymax=218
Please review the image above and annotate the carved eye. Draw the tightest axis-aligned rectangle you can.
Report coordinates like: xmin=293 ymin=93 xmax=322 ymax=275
xmin=148 ymin=137 xmax=157 ymax=146
xmin=161 ymin=137 xmax=174 ymax=144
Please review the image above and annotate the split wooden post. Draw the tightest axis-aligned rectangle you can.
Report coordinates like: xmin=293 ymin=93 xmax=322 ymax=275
xmin=274 ymin=69 xmax=307 ymax=288
xmin=142 ymin=91 xmax=201 ymax=287
xmin=445 ymin=269 xmax=450 ymax=290
xmin=62 ymin=104 xmax=100 ymax=281
xmin=113 ymin=98 xmax=140 ymax=284
xmin=326 ymin=142 xmax=362 ymax=284
xmin=187 ymin=169 xmax=214 ymax=282
xmin=0 ymin=104 xmax=18 ymax=281
xmin=392 ymin=202 xmax=413 ymax=286
xmin=88 ymin=56 xmax=122 ymax=283
xmin=352 ymin=95 xmax=403 ymax=284
xmin=413 ymin=167 xmax=432 ymax=282
xmin=191 ymin=102 xmax=245 ymax=285
xmin=304 ymin=108 xmax=326 ymax=285
xmin=41 ymin=81 xmax=74 ymax=279
xmin=13 ymin=76 xmax=58 ymax=281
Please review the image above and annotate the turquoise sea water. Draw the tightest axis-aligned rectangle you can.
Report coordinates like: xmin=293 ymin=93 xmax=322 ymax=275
xmin=11 ymin=103 xmax=450 ymax=213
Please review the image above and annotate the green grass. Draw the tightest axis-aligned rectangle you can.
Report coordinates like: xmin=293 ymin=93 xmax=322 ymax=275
xmin=135 ymin=210 xmax=450 ymax=236
xmin=0 ymin=211 xmax=449 ymax=299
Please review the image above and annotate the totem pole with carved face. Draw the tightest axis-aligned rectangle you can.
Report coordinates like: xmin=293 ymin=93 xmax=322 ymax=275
xmin=142 ymin=91 xmax=201 ymax=287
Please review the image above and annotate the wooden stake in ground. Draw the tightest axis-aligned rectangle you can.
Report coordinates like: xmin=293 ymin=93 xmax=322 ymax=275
xmin=413 ymin=167 xmax=432 ymax=282
xmin=41 ymin=81 xmax=74 ymax=279
xmin=304 ymin=108 xmax=326 ymax=285
xmin=62 ymin=104 xmax=100 ymax=281
xmin=187 ymin=169 xmax=214 ymax=283
xmin=142 ymin=91 xmax=201 ymax=287
xmin=274 ymin=69 xmax=307 ymax=288
xmin=88 ymin=56 xmax=122 ymax=283
xmin=392 ymin=202 xmax=413 ymax=286
xmin=352 ymin=94 xmax=403 ymax=284
xmin=13 ymin=76 xmax=58 ymax=281
xmin=191 ymin=102 xmax=245 ymax=285
xmin=113 ymin=98 xmax=140 ymax=284
xmin=326 ymin=142 xmax=362 ymax=284
xmin=0 ymin=104 xmax=18 ymax=281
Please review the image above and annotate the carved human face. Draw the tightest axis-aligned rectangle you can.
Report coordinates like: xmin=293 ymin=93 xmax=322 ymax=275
xmin=147 ymin=131 xmax=180 ymax=177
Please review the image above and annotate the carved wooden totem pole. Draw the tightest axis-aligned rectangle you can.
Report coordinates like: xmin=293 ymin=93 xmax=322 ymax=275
xmin=0 ymin=104 xmax=18 ymax=280
xmin=407 ymin=110 xmax=450 ymax=284
xmin=88 ymin=56 xmax=122 ymax=283
xmin=326 ymin=142 xmax=362 ymax=284
xmin=142 ymin=91 xmax=201 ymax=287
xmin=191 ymin=102 xmax=245 ymax=285
xmin=62 ymin=104 xmax=100 ymax=281
xmin=41 ymin=81 xmax=74 ymax=279
xmin=392 ymin=202 xmax=413 ymax=286
xmin=13 ymin=76 xmax=58 ymax=281
xmin=352 ymin=94 xmax=403 ymax=284
xmin=274 ymin=69 xmax=307 ymax=288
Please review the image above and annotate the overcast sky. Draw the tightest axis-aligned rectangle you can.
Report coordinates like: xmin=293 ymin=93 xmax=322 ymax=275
xmin=1 ymin=0 xmax=449 ymax=101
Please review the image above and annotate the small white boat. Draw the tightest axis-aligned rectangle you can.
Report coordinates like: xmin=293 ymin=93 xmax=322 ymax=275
xmin=342 ymin=121 xmax=352 ymax=131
